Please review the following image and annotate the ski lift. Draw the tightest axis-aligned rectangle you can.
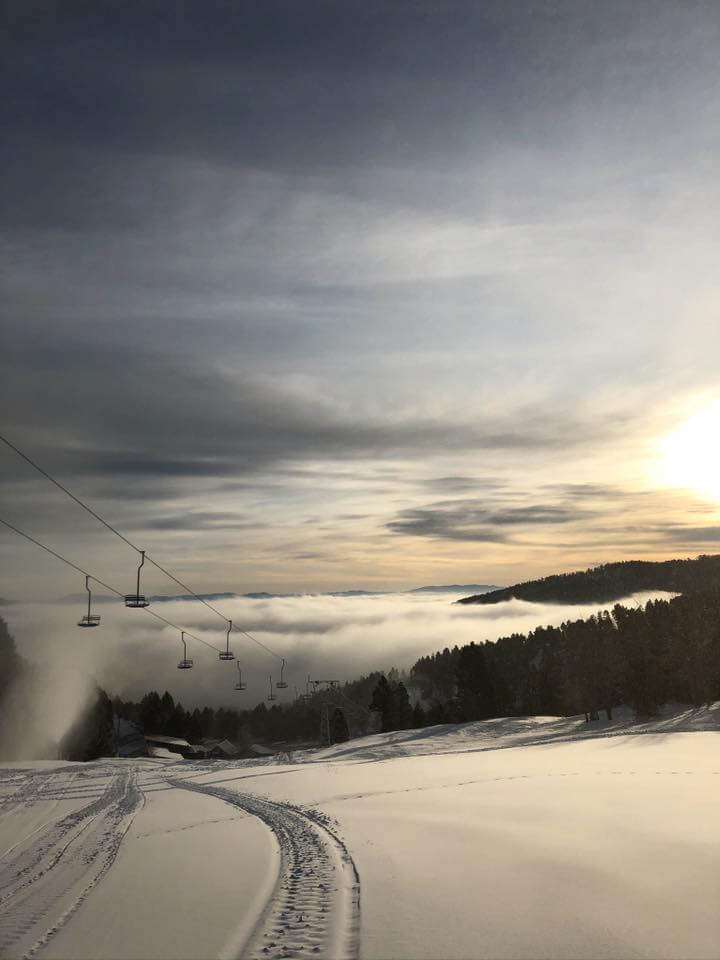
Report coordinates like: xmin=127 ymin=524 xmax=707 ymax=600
xmin=234 ymin=661 xmax=246 ymax=691
xmin=266 ymin=674 xmax=276 ymax=702
xmin=275 ymin=658 xmax=288 ymax=689
xmin=219 ymin=619 xmax=235 ymax=661
xmin=300 ymin=675 xmax=313 ymax=701
xmin=177 ymin=631 xmax=193 ymax=669
xmin=77 ymin=575 xmax=101 ymax=627
xmin=124 ymin=550 xmax=150 ymax=608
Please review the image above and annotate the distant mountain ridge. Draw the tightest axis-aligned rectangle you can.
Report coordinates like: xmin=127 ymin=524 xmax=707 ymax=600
xmin=409 ymin=584 xmax=497 ymax=594
xmin=458 ymin=555 xmax=720 ymax=606
xmin=152 ymin=584 xmax=500 ymax=601
xmin=61 ymin=584 xmax=499 ymax=604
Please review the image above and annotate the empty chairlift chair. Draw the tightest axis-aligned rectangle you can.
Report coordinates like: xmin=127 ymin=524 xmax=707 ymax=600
xmin=177 ymin=631 xmax=193 ymax=670
xmin=276 ymin=658 xmax=288 ymax=689
xmin=77 ymin=575 xmax=101 ymax=627
xmin=219 ymin=619 xmax=235 ymax=661
xmin=124 ymin=550 xmax=150 ymax=608
xmin=266 ymin=675 xmax=276 ymax=702
xmin=234 ymin=662 xmax=246 ymax=691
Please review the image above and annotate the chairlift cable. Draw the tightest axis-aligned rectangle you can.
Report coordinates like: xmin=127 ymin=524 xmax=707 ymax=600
xmin=0 ymin=433 xmax=286 ymax=661
xmin=0 ymin=433 xmax=221 ymax=613
xmin=235 ymin=626 xmax=284 ymax=661
xmin=0 ymin=432 xmax=141 ymax=552
xmin=0 ymin=515 xmax=221 ymax=654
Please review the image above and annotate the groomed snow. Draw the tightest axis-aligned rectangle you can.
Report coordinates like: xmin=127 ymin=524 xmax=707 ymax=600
xmin=1 ymin=706 xmax=718 ymax=959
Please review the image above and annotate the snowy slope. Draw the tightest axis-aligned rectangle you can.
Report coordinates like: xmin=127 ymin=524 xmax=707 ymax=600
xmin=1 ymin=707 xmax=719 ymax=959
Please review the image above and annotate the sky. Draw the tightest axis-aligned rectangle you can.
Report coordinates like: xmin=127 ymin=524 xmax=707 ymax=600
xmin=2 ymin=2 xmax=720 ymax=697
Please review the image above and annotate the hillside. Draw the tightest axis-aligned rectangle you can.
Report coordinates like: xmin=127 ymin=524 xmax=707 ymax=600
xmin=409 ymin=584 xmax=498 ymax=594
xmin=3 ymin=709 xmax=719 ymax=959
xmin=458 ymin=554 xmax=720 ymax=605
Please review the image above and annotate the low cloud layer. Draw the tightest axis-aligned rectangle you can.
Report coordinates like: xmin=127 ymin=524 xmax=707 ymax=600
xmin=6 ymin=590 xmax=677 ymax=716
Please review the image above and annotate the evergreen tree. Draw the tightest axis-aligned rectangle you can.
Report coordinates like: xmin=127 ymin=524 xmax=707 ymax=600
xmin=159 ymin=691 xmax=175 ymax=731
xmin=370 ymin=676 xmax=394 ymax=731
xmin=393 ymin=682 xmax=413 ymax=729
xmin=139 ymin=691 xmax=162 ymax=732
xmin=456 ymin=643 xmax=496 ymax=720
xmin=330 ymin=708 xmax=349 ymax=743
xmin=411 ymin=701 xmax=426 ymax=728
xmin=187 ymin=709 xmax=203 ymax=743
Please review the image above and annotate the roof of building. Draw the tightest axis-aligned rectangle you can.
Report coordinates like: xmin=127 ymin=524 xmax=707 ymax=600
xmin=145 ymin=735 xmax=191 ymax=747
xmin=114 ymin=717 xmax=147 ymax=758
xmin=208 ymin=738 xmax=238 ymax=755
xmin=148 ymin=745 xmax=184 ymax=760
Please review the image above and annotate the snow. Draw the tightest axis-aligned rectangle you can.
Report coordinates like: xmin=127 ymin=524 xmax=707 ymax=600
xmin=1 ymin=706 xmax=719 ymax=959
xmin=42 ymin=774 xmax=277 ymax=960
xmin=147 ymin=745 xmax=184 ymax=760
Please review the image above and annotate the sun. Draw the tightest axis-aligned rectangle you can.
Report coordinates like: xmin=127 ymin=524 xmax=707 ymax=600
xmin=657 ymin=400 xmax=720 ymax=501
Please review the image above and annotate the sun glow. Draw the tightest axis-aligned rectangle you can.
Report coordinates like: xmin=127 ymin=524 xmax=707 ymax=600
xmin=657 ymin=400 xmax=720 ymax=501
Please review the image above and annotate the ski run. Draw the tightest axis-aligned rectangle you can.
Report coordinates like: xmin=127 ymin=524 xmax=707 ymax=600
xmin=0 ymin=705 xmax=718 ymax=960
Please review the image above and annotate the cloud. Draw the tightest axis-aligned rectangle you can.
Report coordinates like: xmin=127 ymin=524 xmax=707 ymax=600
xmin=423 ymin=476 xmax=505 ymax=494
xmin=144 ymin=512 xmax=268 ymax=532
xmin=2 ymin=345 xmax=630 ymax=493
xmin=3 ymin=1 xmax=720 ymax=603
xmin=388 ymin=500 xmax=587 ymax=542
xmin=637 ymin=525 xmax=720 ymax=545
xmin=4 ymin=588 xmax=679 ymax=713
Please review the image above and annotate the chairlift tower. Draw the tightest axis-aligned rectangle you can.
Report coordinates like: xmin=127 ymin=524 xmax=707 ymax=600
xmin=312 ymin=681 xmax=341 ymax=744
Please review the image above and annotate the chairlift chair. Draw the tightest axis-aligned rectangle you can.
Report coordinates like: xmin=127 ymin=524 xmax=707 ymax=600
xmin=300 ymin=675 xmax=313 ymax=701
xmin=124 ymin=550 xmax=150 ymax=608
xmin=266 ymin=674 xmax=276 ymax=702
xmin=275 ymin=658 xmax=288 ymax=689
xmin=78 ymin=575 xmax=101 ymax=627
xmin=234 ymin=662 xmax=246 ymax=691
xmin=177 ymin=631 xmax=193 ymax=669
xmin=219 ymin=619 xmax=235 ymax=661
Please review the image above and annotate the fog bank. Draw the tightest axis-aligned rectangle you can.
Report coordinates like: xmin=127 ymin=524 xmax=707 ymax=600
xmin=5 ymin=590 xmax=676 ymax=713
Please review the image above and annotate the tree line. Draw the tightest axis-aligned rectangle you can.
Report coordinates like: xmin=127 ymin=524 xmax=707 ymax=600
xmin=459 ymin=554 xmax=720 ymax=605
xmin=113 ymin=689 xmax=323 ymax=746
xmin=407 ymin=590 xmax=720 ymax=726
xmin=3 ymin=584 xmax=719 ymax=758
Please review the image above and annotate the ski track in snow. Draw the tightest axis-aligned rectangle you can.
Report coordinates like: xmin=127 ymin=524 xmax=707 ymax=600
xmin=166 ymin=774 xmax=361 ymax=960
xmin=0 ymin=767 xmax=143 ymax=960
xmin=0 ymin=770 xmax=75 ymax=823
